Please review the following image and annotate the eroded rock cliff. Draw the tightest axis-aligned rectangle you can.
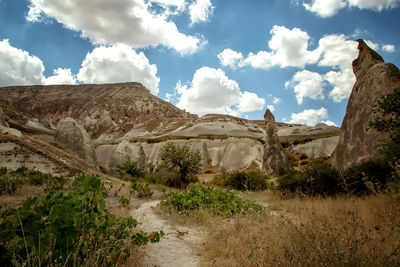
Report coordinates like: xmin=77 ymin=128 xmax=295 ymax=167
xmin=331 ymin=39 xmax=400 ymax=169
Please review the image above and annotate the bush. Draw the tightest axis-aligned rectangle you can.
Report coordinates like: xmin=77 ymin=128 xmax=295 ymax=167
xmin=277 ymin=159 xmax=344 ymax=197
xmin=145 ymin=170 xmax=198 ymax=188
xmin=164 ymin=183 xmax=264 ymax=216
xmin=130 ymin=182 xmax=153 ymax=198
xmin=342 ymin=160 xmax=394 ymax=194
xmin=117 ymin=160 xmax=145 ymax=181
xmin=220 ymin=170 xmax=272 ymax=191
xmin=159 ymin=143 xmax=202 ymax=188
xmin=0 ymin=174 xmax=163 ymax=266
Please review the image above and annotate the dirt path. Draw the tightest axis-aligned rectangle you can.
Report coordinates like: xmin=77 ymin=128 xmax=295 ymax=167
xmin=130 ymin=200 xmax=201 ymax=267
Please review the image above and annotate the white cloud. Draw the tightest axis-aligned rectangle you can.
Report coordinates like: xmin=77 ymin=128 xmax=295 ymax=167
xmin=348 ymin=0 xmax=400 ymax=11
xmin=77 ymin=44 xmax=160 ymax=95
xmin=44 ymin=68 xmax=77 ymax=85
xmin=0 ymin=39 xmax=45 ymax=86
xmin=285 ymin=70 xmax=325 ymax=105
xmin=189 ymin=0 xmax=214 ymax=25
xmin=267 ymin=104 xmax=275 ymax=113
xmin=273 ymin=97 xmax=281 ymax=104
xmin=321 ymin=120 xmax=338 ymax=126
xmin=303 ymin=0 xmax=347 ymax=18
xmin=149 ymin=0 xmax=186 ymax=15
xmin=382 ymin=44 xmax=396 ymax=52
xmin=221 ymin=26 xmax=319 ymax=70
xmin=304 ymin=0 xmax=400 ymax=17
xmin=325 ymin=68 xmax=355 ymax=102
xmin=176 ymin=67 xmax=265 ymax=116
xmin=285 ymin=107 xmax=329 ymax=126
xmin=217 ymin=49 xmax=244 ymax=69
xmin=316 ymin=34 xmax=358 ymax=70
xmin=27 ymin=0 xmax=203 ymax=55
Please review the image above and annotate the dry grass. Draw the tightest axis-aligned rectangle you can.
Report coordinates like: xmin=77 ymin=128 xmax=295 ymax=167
xmin=200 ymin=194 xmax=400 ymax=266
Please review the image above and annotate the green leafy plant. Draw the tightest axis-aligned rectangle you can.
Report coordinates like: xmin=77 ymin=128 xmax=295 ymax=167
xmin=0 ymin=174 xmax=163 ymax=266
xmin=219 ymin=170 xmax=272 ymax=191
xmin=117 ymin=159 xmax=145 ymax=181
xmin=159 ymin=143 xmax=202 ymax=188
xmin=130 ymin=182 xmax=153 ymax=198
xmin=164 ymin=183 xmax=263 ymax=216
xmin=277 ymin=159 xmax=344 ymax=197
xmin=119 ymin=193 xmax=131 ymax=207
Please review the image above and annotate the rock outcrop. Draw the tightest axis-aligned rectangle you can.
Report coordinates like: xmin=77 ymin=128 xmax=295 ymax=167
xmin=262 ymin=109 xmax=291 ymax=174
xmin=55 ymin=118 xmax=94 ymax=162
xmin=331 ymin=39 xmax=400 ymax=169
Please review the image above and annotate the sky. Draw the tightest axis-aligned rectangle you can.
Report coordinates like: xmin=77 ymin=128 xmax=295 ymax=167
xmin=0 ymin=0 xmax=399 ymax=127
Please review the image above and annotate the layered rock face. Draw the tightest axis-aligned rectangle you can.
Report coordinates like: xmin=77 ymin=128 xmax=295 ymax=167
xmin=331 ymin=39 xmax=400 ymax=169
xmin=0 ymin=82 xmax=340 ymax=172
xmin=263 ymin=110 xmax=291 ymax=174
xmin=55 ymin=118 xmax=94 ymax=162
xmin=0 ymin=82 xmax=195 ymax=138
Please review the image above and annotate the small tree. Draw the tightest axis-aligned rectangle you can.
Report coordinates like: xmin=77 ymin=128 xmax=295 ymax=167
xmin=369 ymin=88 xmax=400 ymax=163
xmin=159 ymin=143 xmax=202 ymax=186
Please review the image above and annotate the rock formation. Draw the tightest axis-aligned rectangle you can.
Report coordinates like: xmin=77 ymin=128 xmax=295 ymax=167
xmin=331 ymin=39 xmax=400 ymax=169
xmin=0 ymin=82 xmax=340 ymax=172
xmin=55 ymin=117 xmax=94 ymax=162
xmin=262 ymin=109 xmax=291 ymax=174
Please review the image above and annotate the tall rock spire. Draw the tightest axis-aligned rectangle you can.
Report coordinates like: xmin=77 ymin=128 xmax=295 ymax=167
xmin=263 ymin=109 xmax=291 ymax=174
xmin=331 ymin=39 xmax=400 ymax=169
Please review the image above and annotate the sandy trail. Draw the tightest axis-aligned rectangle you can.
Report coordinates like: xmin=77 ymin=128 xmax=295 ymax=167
xmin=131 ymin=200 xmax=201 ymax=267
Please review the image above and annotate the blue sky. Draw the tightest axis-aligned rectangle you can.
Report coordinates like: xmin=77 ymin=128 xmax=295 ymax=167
xmin=0 ymin=0 xmax=399 ymax=126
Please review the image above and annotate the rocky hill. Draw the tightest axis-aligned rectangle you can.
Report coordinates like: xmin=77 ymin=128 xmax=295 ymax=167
xmin=0 ymin=82 xmax=339 ymax=173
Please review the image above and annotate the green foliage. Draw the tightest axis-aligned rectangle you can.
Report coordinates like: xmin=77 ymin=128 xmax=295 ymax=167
xmin=164 ymin=183 xmax=264 ymax=216
xmin=219 ymin=170 xmax=272 ymax=191
xmin=369 ymin=88 xmax=400 ymax=163
xmin=277 ymin=159 xmax=344 ymax=197
xmin=159 ymin=143 xmax=202 ymax=188
xmin=342 ymin=160 xmax=394 ymax=194
xmin=0 ymin=167 xmax=67 ymax=194
xmin=0 ymin=174 xmax=163 ymax=266
xmin=117 ymin=159 xmax=145 ymax=181
xmin=130 ymin=182 xmax=153 ymax=198
xmin=119 ymin=194 xmax=130 ymax=207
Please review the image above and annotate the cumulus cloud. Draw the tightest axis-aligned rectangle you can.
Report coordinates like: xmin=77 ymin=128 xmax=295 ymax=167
xmin=77 ymin=44 xmax=160 ymax=95
xmin=0 ymin=39 xmax=45 ymax=86
xmin=321 ymin=120 xmax=338 ymax=126
xmin=217 ymin=49 xmax=244 ymax=69
xmin=273 ymin=97 xmax=281 ymax=104
xmin=382 ymin=44 xmax=396 ymax=52
xmin=175 ymin=67 xmax=265 ymax=116
xmin=284 ymin=107 xmax=329 ymax=126
xmin=303 ymin=0 xmax=347 ymax=18
xmin=285 ymin=70 xmax=325 ymax=105
xmin=219 ymin=26 xmax=319 ymax=70
xmin=189 ymin=0 xmax=214 ymax=25
xmin=27 ymin=0 xmax=203 ymax=55
xmin=44 ymin=68 xmax=77 ymax=85
xmin=304 ymin=0 xmax=400 ymax=17
xmin=325 ymin=68 xmax=355 ymax=102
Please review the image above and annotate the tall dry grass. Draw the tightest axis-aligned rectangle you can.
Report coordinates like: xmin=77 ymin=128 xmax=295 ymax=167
xmin=199 ymin=194 xmax=400 ymax=266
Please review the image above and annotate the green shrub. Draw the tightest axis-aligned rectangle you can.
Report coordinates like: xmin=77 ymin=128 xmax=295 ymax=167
xmin=119 ymin=193 xmax=130 ymax=207
xmin=342 ymin=160 xmax=394 ymax=194
xmin=277 ymin=159 xmax=344 ymax=197
xmin=145 ymin=170 xmax=199 ymax=188
xmin=117 ymin=160 xmax=145 ymax=181
xmin=0 ymin=176 xmax=25 ymax=194
xmin=130 ymin=182 xmax=153 ymax=198
xmin=164 ymin=183 xmax=264 ymax=216
xmin=0 ymin=174 xmax=163 ymax=266
xmin=159 ymin=143 xmax=202 ymax=188
xmin=221 ymin=170 xmax=271 ymax=191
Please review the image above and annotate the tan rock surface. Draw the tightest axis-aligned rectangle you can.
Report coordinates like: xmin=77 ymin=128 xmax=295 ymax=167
xmin=331 ymin=40 xmax=400 ymax=169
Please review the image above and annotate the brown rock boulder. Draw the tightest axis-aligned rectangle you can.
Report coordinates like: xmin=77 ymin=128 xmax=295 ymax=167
xmin=331 ymin=40 xmax=400 ymax=169
xmin=263 ymin=109 xmax=291 ymax=174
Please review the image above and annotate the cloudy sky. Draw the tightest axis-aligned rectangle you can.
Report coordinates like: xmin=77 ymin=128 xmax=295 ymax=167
xmin=1 ymin=0 xmax=399 ymax=126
